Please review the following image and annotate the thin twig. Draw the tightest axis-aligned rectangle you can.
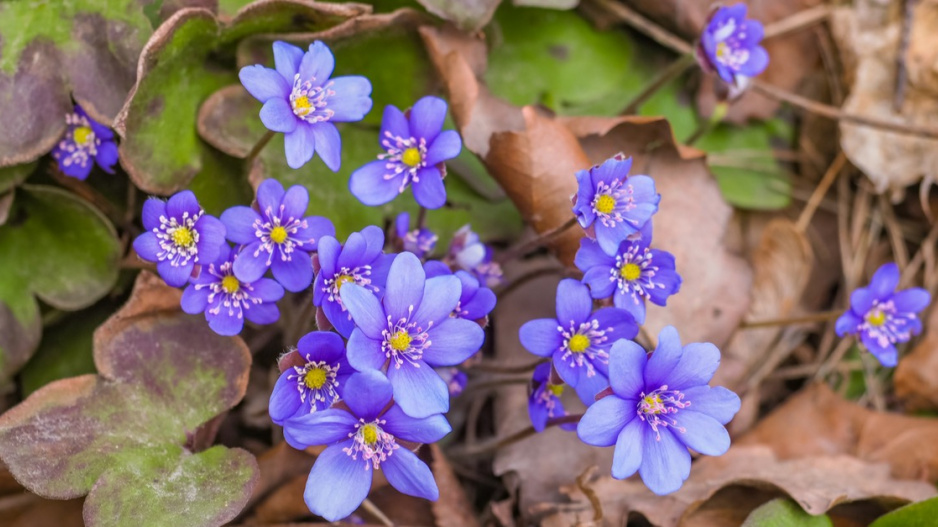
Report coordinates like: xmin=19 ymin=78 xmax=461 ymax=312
xmin=878 ymin=195 xmax=910 ymax=270
xmin=859 ymin=352 xmax=887 ymax=411
xmin=245 ymin=130 xmax=276 ymax=166
xmin=576 ymin=466 xmax=604 ymax=524
xmin=448 ymin=414 xmax=582 ymax=458
xmin=468 ymin=359 xmax=547 ymax=374
xmin=495 ymin=266 xmax=573 ymax=299
xmin=740 ymin=310 xmax=842 ymax=329
xmin=588 ymin=0 xmax=693 ymax=54
xmin=763 ymin=4 xmax=833 ymax=40
xmin=796 ymin=151 xmax=847 ymax=233
xmin=895 ymin=0 xmax=917 ymax=111
xmin=496 ymin=217 xmax=579 ymax=264
xmin=361 ymin=498 xmax=395 ymax=527
xmin=621 ymin=54 xmax=696 ymax=115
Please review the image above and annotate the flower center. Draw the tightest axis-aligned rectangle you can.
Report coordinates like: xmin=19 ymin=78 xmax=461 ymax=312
xmin=568 ymin=334 xmax=590 ymax=353
xmin=172 ymin=226 xmax=194 ymax=247
xmin=381 ymin=311 xmax=433 ymax=368
xmin=548 ymin=384 xmax=564 ymax=397
xmin=290 ymin=359 xmax=341 ymax=412
xmin=595 ymin=194 xmax=616 ymax=214
xmin=620 ymin=263 xmax=641 ymax=281
xmin=270 ymin=226 xmax=288 ymax=244
xmin=304 ymin=367 xmax=327 ymax=390
xmin=389 ymin=330 xmax=412 ymax=352
xmin=290 ymin=76 xmax=335 ymax=123
xmin=335 ymin=274 xmax=356 ymax=290
xmin=866 ymin=310 xmax=887 ymax=327
xmin=292 ymin=95 xmax=312 ymax=113
xmin=221 ymin=275 xmax=240 ymax=294
xmin=155 ymin=210 xmax=203 ymax=266
xmin=637 ymin=385 xmax=690 ymax=440
xmin=73 ymin=126 xmax=93 ymax=146
xmin=378 ymin=132 xmax=429 ymax=194
xmin=401 ymin=147 xmax=422 ymax=167
xmin=344 ymin=419 xmax=399 ymax=469
xmin=361 ymin=424 xmax=378 ymax=444
xmin=716 ymin=41 xmax=729 ymax=60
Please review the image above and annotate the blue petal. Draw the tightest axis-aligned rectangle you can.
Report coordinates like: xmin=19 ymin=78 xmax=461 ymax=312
xmin=310 ymin=122 xmax=341 ymax=172
xmin=667 ymin=342 xmax=721 ymax=390
xmin=329 ymin=76 xmax=373 ymax=122
xmin=860 ymin=332 xmax=898 ymax=367
xmin=194 ymin=216 xmax=226 ymax=264
xmin=380 ymin=104 xmax=410 ymax=141
xmin=638 ymin=427 xmax=691 ymax=495
xmin=297 ymin=331 xmax=345 ymax=363
xmin=592 ymin=307 xmax=639 ymax=342
xmin=251 ymin=278 xmax=285 ymax=302
xmin=316 ymin=235 xmax=340 ymax=278
xmin=423 ymin=318 xmax=484 ymax=366
xmin=283 ymin=408 xmax=358 ymax=447
xmin=180 ymin=284 xmax=209 ymax=314
xmin=260 ymin=97 xmax=297 ymax=133
xmin=273 ymin=41 xmax=304 ymax=80
xmin=244 ymin=303 xmax=279 ymax=325
xmin=284 ymin=122 xmax=315 ymax=169
xmin=349 ymin=159 xmax=402 ymax=206
xmin=409 ymin=96 xmax=447 ymax=142
xmin=577 ymin=395 xmax=634 ymax=446
xmin=672 ymin=410 xmax=730 ymax=456
xmin=94 ymin=141 xmax=118 ymax=172
xmin=341 ymin=284 xmax=387 ymax=339
xmin=304 ymin=442 xmax=372 ymax=522
xmin=132 ymin=232 xmax=160 ymax=262
xmin=424 ymin=130 xmax=462 ymax=166
xmin=461 ymin=286 xmax=496 ymax=320
xmin=256 ymin=178 xmax=285 ymax=214
xmin=167 ymin=190 xmax=201 ymax=220
xmin=388 ymin=361 xmax=449 ymax=418
xmin=519 ymin=319 xmax=563 ymax=357
xmin=141 ymin=197 xmax=166 ymax=230
xmin=346 ymin=327 xmax=386 ymax=371
xmin=644 ymin=326 xmax=683 ymax=390
xmin=299 ymin=41 xmax=335 ymax=85
xmin=556 ymin=279 xmax=592 ymax=325
xmin=59 ymin=157 xmax=92 ymax=180
xmin=337 ymin=230 xmax=367 ymax=270
xmin=221 ymin=206 xmax=262 ymax=245
xmin=614 ymin=288 xmax=647 ymax=325
xmin=232 ymin=242 xmax=270 ymax=283
xmin=383 ymin=252 xmax=426 ymax=323
xmin=239 ymin=65 xmax=290 ymax=102
xmin=323 ymin=299 xmax=355 ymax=338
xmin=529 ymin=391 xmax=551 ymax=432
xmin=590 ymin=156 xmax=633 ymax=187
xmin=680 ymin=386 xmax=740 ymax=425
xmin=552 ymin=352 xmax=581 ymax=387
xmin=573 ymin=370 xmax=610 ymax=406
xmin=574 ymin=238 xmax=613 ymax=272
xmin=158 ymin=260 xmax=193 ymax=288
xmin=738 ymin=46 xmax=769 ymax=77
xmin=870 ymin=263 xmax=900 ymax=298
xmin=583 ymin=267 xmax=616 ymax=299
xmin=835 ymin=311 xmax=860 ymax=337
xmin=344 ymin=370 xmax=394 ymax=420
xmin=382 ymin=447 xmax=439 ymax=500
xmin=412 ymin=275 xmax=461 ymax=325
xmin=382 ymin=406 xmax=452 ymax=444
xmin=893 ymin=288 xmax=930 ymax=313
xmin=269 ymin=370 xmax=302 ymax=425
xmin=611 ymin=417 xmax=644 ymax=479
xmin=272 ymin=250 xmax=313 ymax=292
xmin=608 ymin=339 xmax=647 ymax=399
xmin=361 ymin=225 xmax=386 ymax=260
xmin=412 ymin=167 xmax=446 ymax=209
xmin=280 ymin=184 xmax=310 ymax=222
xmin=850 ymin=286 xmax=876 ymax=314
xmin=206 ymin=303 xmax=244 ymax=336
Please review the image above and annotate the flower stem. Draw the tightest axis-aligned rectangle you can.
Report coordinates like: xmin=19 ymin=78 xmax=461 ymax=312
xmin=496 ymin=216 xmax=579 ymax=264
xmin=416 ymin=206 xmax=428 ymax=230
xmin=448 ymin=414 xmax=583 ymax=458
xmin=621 ymin=54 xmax=697 ymax=115
xmin=739 ymin=309 xmax=842 ymax=329
xmin=684 ymin=101 xmax=727 ymax=146
xmin=361 ymin=498 xmax=395 ymax=527
xmin=245 ymin=130 xmax=275 ymax=167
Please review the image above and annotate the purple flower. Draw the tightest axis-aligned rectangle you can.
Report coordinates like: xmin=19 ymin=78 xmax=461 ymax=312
xmin=835 ymin=263 xmax=930 ymax=367
xmin=424 ymin=260 xmax=496 ymax=322
xmin=448 ymin=225 xmax=503 ymax=288
xmin=221 ymin=179 xmax=335 ymax=292
xmin=349 ymin=97 xmax=462 ymax=209
xmin=395 ymin=212 xmax=438 ymax=259
xmin=573 ymin=155 xmax=660 ymax=255
xmin=575 ymin=232 xmax=681 ymax=325
xmin=340 ymin=252 xmax=485 ymax=418
xmin=133 ymin=191 xmax=227 ymax=287
xmin=313 ymin=226 xmax=394 ymax=338
xmin=697 ymin=4 xmax=769 ymax=87
xmin=519 ymin=279 xmax=638 ymax=405
xmin=181 ymin=245 xmax=285 ymax=336
xmin=436 ymin=367 xmax=468 ymax=397
xmin=283 ymin=370 xmax=450 ymax=521
xmin=51 ymin=104 xmax=119 ymax=180
xmin=239 ymin=41 xmax=372 ymax=170
xmin=528 ymin=363 xmax=577 ymax=433
xmin=577 ymin=327 xmax=740 ymax=495
xmin=269 ymin=331 xmax=354 ymax=424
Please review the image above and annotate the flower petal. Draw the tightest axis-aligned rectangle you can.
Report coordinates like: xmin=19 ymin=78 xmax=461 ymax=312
xmin=608 ymin=339 xmax=648 ymax=399
xmin=424 ymin=130 xmax=462 ymax=166
xmin=298 ymin=331 xmax=345 ymax=363
xmin=349 ymin=159 xmax=402 ymax=206
xmin=180 ymin=284 xmax=209 ymax=314
xmin=304 ymin=442 xmax=372 ymax=522
xmin=412 ymin=275 xmax=461 ymax=325
xmin=316 ymin=235 xmax=340 ymax=278
xmin=383 ymin=252 xmax=426 ymax=322
xmin=382 ymin=446 xmax=439 ymax=500
xmin=341 ymin=284 xmax=386 ymax=339
xmin=680 ymin=385 xmax=740 ymax=425
xmin=273 ymin=40 xmax=304 ymax=80
xmin=577 ymin=395 xmax=635 ymax=447
xmin=206 ymin=303 xmax=243 ymax=336
xmin=323 ymin=298 xmax=355 ymax=338
xmin=310 ymin=122 xmax=341 ymax=172
xmin=409 ymin=96 xmax=447 ymax=142
xmin=280 ymin=184 xmax=310 ymax=221
xmin=260 ymin=97 xmax=298 ymax=133
xmin=244 ymin=303 xmax=279 ymax=325
xmin=239 ymin=65 xmax=290 ymax=102
xmin=328 ymin=76 xmax=373 ymax=122
xmin=382 ymin=405 xmax=452 ymax=444
xmin=423 ymin=318 xmax=484 ymax=366
xmin=611 ymin=417 xmax=644 ymax=480
xmin=667 ymin=342 xmax=721 ymax=390
xmin=251 ymin=278 xmax=285 ymax=302
xmin=284 ymin=122 xmax=315 ymax=169
xmin=412 ymin=167 xmax=446 ymax=209
xmin=141 ymin=197 xmax=166 ymax=230
xmin=256 ymin=178 xmax=285 ymax=215
xmin=346 ymin=327 xmax=386 ymax=371
xmin=232 ymin=242 xmax=270 ymax=283
xmin=299 ymin=41 xmax=335 ymax=85
xmin=870 ymin=262 xmax=900 ymax=298
xmin=272 ymin=251 xmax=313 ymax=292
xmin=157 ymin=260 xmax=193 ymax=288
xmin=268 ymin=370 xmax=302 ymax=425
xmin=344 ymin=370 xmax=394 ymax=421
xmin=672 ymin=411 xmax=730 ymax=456
xmin=380 ymin=104 xmax=410 ymax=141
xmin=220 ymin=206 xmax=262 ymax=245
xmin=638 ymin=427 xmax=691 ymax=495
xmin=556 ymin=279 xmax=592 ymax=325
xmin=132 ymin=232 xmax=160 ymax=262
xmin=167 ymin=190 xmax=201 ymax=220
xmin=644 ymin=326 xmax=683 ymax=390
xmin=283 ymin=408 xmax=358 ymax=447
xmin=575 ymin=237 xmax=613 ymax=273
xmin=519 ymin=319 xmax=563 ymax=357
xmin=194 ymin=215 xmax=226 ymax=263
xmin=388 ymin=361 xmax=449 ymax=418
xmin=573 ymin=370 xmax=610 ymax=406
xmin=893 ymin=288 xmax=930 ymax=313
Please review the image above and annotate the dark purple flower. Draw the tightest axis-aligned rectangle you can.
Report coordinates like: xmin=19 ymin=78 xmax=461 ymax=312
xmin=575 ymin=230 xmax=681 ymax=325
xmin=577 ymin=327 xmax=740 ymax=495
xmin=283 ymin=370 xmax=450 ymax=521
xmin=395 ymin=212 xmax=438 ymax=259
xmin=519 ymin=279 xmax=638 ymax=405
xmin=340 ymin=252 xmax=485 ymax=418
xmin=436 ymin=367 xmax=468 ymax=397
xmin=181 ymin=245 xmax=285 ymax=336
xmin=835 ymin=263 xmax=930 ymax=367
xmin=697 ymin=4 xmax=769 ymax=87
xmin=313 ymin=226 xmax=394 ymax=338
xmin=269 ymin=331 xmax=354 ymax=425
xmin=528 ymin=363 xmax=577 ymax=433
xmin=133 ymin=191 xmax=227 ymax=287
xmin=221 ymin=179 xmax=335 ymax=292
xmin=51 ymin=104 xmax=118 ymax=180
xmin=349 ymin=97 xmax=462 ymax=209
xmin=239 ymin=41 xmax=373 ymax=170
xmin=448 ymin=224 xmax=503 ymax=288
xmin=572 ymin=155 xmax=660 ymax=255
xmin=424 ymin=260 xmax=496 ymax=322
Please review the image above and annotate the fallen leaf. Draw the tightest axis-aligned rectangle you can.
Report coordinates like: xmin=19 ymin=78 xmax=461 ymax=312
xmin=430 ymin=444 xmax=482 ymax=527
xmin=894 ymin=305 xmax=938 ymax=410
xmin=416 ymin=0 xmax=501 ymax=32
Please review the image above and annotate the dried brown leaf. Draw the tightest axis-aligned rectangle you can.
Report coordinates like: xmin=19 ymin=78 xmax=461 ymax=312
xmin=895 ymin=306 xmax=938 ymax=410
xmin=430 ymin=444 xmax=481 ymax=527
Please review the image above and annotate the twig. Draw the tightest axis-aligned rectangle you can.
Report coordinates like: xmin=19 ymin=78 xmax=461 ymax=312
xmin=496 ymin=217 xmax=579 ymax=264
xmin=576 ymin=466 xmax=604 ymax=524
xmin=895 ymin=0 xmax=917 ymax=111
xmin=468 ymin=359 xmax=547 ymax=374
xmin=795 ymin=151 xmax=847 ymax=233
xmin=588 ymin=0 xmax=692 ymax=54
xmin=763 ymin=5 xmax=833 ymax=40
xmin=621 ymin=54 xmax=696 ymax=115
xmin=878 ymin=195 xmax=910 ymax=269
xmin=361 ymin=498 xmax=395 ymax=527
xmin=245 ymin=130 xmax=275 ymax=166
xmin=448 ymin=414 xmax=582 ymax=458
xmin=859 ymin=352 xmax=887 ymax=411
xmin=685 ymin=102 xmax=727 ymax=146
xmin=495 ymin=266 xmax=573 ymax=299
xmin=740 ymin=310 xmax=842 ymax=329
xmin=416 ymin=206 xmax=428 ymax=230
xmin=815 ymin=337 xmax=854 ymax=380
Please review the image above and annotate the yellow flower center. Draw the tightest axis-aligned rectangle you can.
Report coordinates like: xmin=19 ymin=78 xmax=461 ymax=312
xmin=716 ymin=41 xmax=729 ymax=60
xmin=304 ymin=368 xmax=327 ymax=390
xmin=401 ymin=147 xmax=422 ymax=167
xmin=620 ymin=263 xmax=641 ymax=281
xmin=221 ymin=275 xmax=240 ymax=294
xmin=867 ymin=310 xmax=887 ymax=327
xmin=643 ymin=394 xmax=663 ymax=414
xmin=548 ymin=384 xmax=564 ymax=397
xmin=595 ymin=194 xmax=616 ymax=214
xmin=172 ymin=227 xmax=194 ymax=247
xmin=73 ymin=126 xmax=93 ymax=146
xmin=389 ymin=330 xmax=412 ymax=352
xmin=361 ymin=424 xmax=378 ymax=445
xmin=568 ymin=334 xmax=590 ymax=353
xmin=335 ymin=274 xmax=355 ymax=290
xmin=270 ymin=226 xmax=288 ymax=244
xmin=293 ymin=95 xmax=312 ymax=113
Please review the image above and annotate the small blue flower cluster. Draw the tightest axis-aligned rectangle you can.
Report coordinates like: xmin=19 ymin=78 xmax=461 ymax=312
xmin=696 ymin=4 xmax=769 ymax=92
xmin=521 ymin=153 xmax=741 ymax=495
xmin=52 ymin=104 xmax=119 ymax=180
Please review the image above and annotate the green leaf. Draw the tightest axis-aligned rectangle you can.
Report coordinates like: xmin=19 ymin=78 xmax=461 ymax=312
xmin=0 ymin=185 xmax=120 ymax=383
xmin=0 ymin=162 xmax=36 ymax=194
xmin=742 ymin=499 xmax=833 ymax=527
xmin=0 ymin=285 xmax=257 ymax=526
xmin=870 ymin=496 xmax=938 ymax=527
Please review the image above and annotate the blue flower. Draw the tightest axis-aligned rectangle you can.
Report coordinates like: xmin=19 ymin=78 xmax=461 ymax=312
xmin=349 ymin=97 xmax=462 ymax=209
xmin=395 ymin=212 xmax=438 ymax=259
xmin=269 ymin=331 xmax=354 ymax=425
xmin=340 ymin=252 xmax=485 ymax=418
xmin=697 ymin=4 xmax=769 ymax=87
xmin=133 ymin=191 xmax=227 ymax=287
xmin=239 ymin=41 xmax=373 ymax=170
xmin=51 ymin=104 xmax=118 ymax=180
xmin=577 ymin=327 xmax=740 ymax=495
xmin=572 ymin=155 xmax=660 ymax=255
xmin=448 ymin=224 xmax=504 ymax=288
xmin=437 ymin=367 xmax=468 ymax=397
xmin=835 ymin=263 xmax=930 ymax=367
xmin=575 ymin=229 xmax=681 ymax=325
xmin=424 ymin=260 xmax=496 ymax=322
xmin=283 ymin=370 xmax=451 ymax=521
xmin=528 ymin=363 xmax=577 ymax=433
xmin=313 ymin=226 xmax=394 ymax=338
xmin=221 ymin=179 xmax=335 ymax=292
xmin=519 ymin=279 xmax=638 ymax=405
xmin=181 ymin=244 xmax=285 ymax=336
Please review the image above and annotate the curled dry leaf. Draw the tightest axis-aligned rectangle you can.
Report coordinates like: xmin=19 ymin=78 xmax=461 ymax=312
xmin=430 ymin=444 xmax=482 ymax=527
xmin=0 ymin=272 xmax=258 ymax=527
xmin=831 ymin=0 xmax=938 ymax=196
xmin=895 ymin=305 xmax=938 ymax=411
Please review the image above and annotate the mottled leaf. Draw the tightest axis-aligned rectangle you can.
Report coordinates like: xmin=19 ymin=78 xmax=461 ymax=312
xmin=0 ymin=163 xmax=36 ymax=194
xmin=742 ymin=499 xmax=833 ymax=527
xmin=870 ymin=496 xmax=938 ymax=527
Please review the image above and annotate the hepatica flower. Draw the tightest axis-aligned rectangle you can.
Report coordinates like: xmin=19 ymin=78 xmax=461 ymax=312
xmin=395 ymin=212 xmax=438 ymax=259
xmin=529 ymin=363 xmax=577 ymax=433
xmin=269 ymin=331 xmax=353 ymax=424
xmin=181 ymin=245 xmax=285 ymax=336
xmin=573 ymin=155 xmax=660 ymax=254
xmin=448 ymin=224 xmax=504 ymax=287
xmin=313 ymin=226 xmax=393 ymax=338
xmin=836 ymin=263 xmax=930 ymax=367
xmin=133 ymin=191 xmax=226 ymax=287
xmin=577 ymin=327 xmax=740 ymax=495
xmin=424 ymin=260 xmax=496 ymax=321
xmin=697 ymin=3 xmax=769 ymax=87
xmin=519 ymin=279 xmax=638 ymax=405
xmin=52 ymin=104 xmax=118 ymax=179
xmin=221 ymin=179 xmax=335 ymax=292
xmin=240 ymin=41 xmax=373 ymax=170
xmin=340 ymin=252 xmax=485 ymax=418
xmin=283 ymin=370 xmax=450 ymax=521
xmin=437 ymin=367 xmax=468 ymax=397
xmin=575 ymin=234 xmax=681 ymax=324
xmin=349 ymin=97 xmax=462 ymax=209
